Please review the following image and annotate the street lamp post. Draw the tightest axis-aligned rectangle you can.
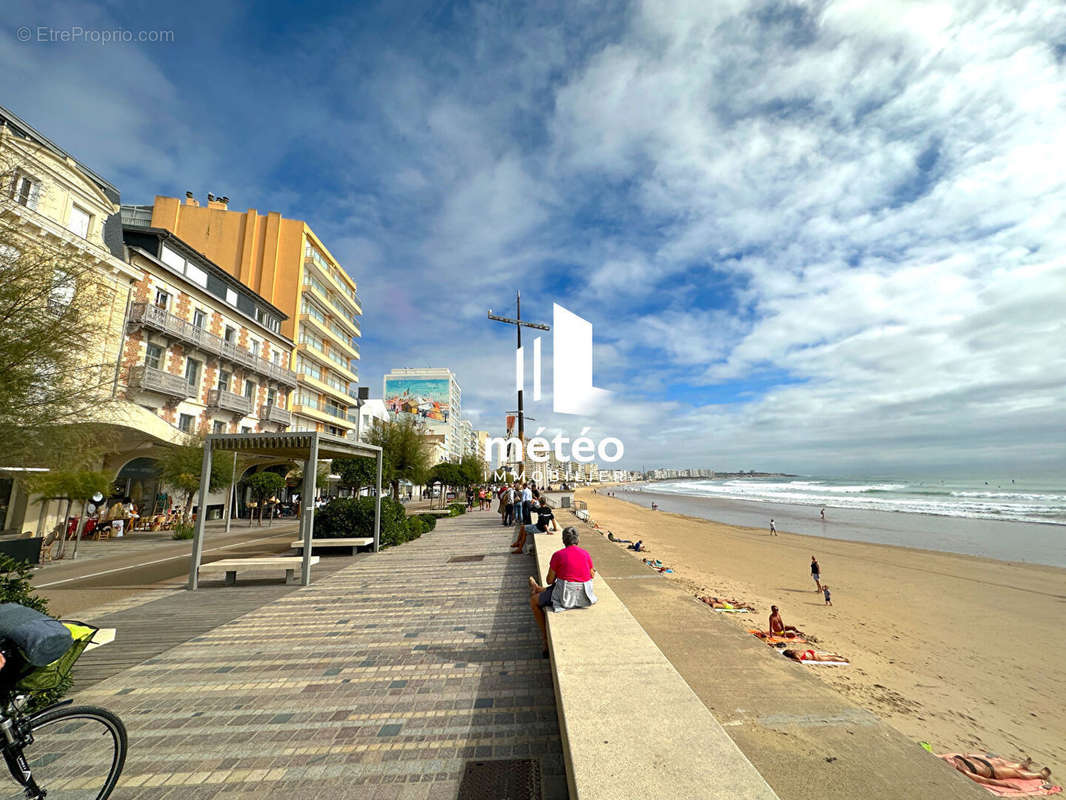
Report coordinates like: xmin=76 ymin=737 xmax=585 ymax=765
xmin=488 ymin=291 xmax=550 ymax=474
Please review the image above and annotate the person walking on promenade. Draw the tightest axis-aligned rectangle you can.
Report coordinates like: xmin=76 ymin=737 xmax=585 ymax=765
xmin=512 ymin=483 xmax=524 ymax=528
xmin=521 ymin=482 xmax=534 ymax=525
xmin=501 ymin=485 xmax=515 ymax=526
xmin=769 ymin=518 xmax=777 ymax=535
xmin=810 ymin=556 xmax=822 ymax=592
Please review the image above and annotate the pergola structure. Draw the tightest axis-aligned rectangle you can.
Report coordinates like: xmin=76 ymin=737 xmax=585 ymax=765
xmin=187 ymin=432 xmax=383 ymax=590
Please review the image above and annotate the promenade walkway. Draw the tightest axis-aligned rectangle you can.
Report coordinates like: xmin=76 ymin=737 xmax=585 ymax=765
xmin=70 ymin=510 xmax=567 ymax=799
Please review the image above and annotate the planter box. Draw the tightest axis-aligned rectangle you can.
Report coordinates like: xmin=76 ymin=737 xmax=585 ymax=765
xmin=0 ymin=536 xmax=44 ymax=566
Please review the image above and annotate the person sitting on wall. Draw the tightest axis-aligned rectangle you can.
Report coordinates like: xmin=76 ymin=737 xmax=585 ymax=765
xmin=527 ymin=527 xmax=597 ymax=657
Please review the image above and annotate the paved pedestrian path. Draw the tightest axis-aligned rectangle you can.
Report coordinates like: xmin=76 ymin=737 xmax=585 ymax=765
xmin=69 ymin=512 xmax=566 ymax=799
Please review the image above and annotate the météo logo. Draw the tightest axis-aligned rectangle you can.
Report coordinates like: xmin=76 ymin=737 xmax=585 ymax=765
xmin=488 ymin=303 xmax=623 ymax=470
xmin=517 ymin=303 xmax=611 ymax=416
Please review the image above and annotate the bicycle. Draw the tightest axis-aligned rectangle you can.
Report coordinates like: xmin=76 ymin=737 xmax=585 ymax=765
xmin=0 ymin=621 xmax=127 ymax=799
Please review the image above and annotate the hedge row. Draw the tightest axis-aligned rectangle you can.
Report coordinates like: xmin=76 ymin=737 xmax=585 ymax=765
xmin=313 ymin=499 xmax=439 ymax=547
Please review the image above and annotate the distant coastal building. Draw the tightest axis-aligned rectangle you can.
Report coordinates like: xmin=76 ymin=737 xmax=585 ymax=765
xmin=383 ymin=367 xmax=462 ymax=461
xmin=123 ymin=194 xmax=363 ymax=439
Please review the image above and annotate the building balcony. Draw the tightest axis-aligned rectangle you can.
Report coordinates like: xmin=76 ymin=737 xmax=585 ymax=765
xmin=291 ymin=403 xmax=356 ymax=429
xmin=208 ymin=389 xmax=253 ymax=416
xmin=130 ymin=302 xmax=299 ymax=389
xmin=295 ymin=343 xmax=359 ymax=384
xmin=301 ymin=277 xmax=362 ymax=331
xmin=128 ymin=364 xmax=194 ymax=398
xmin=262 ymin=403 xmax=292 ymax=426
xmin=303 ymin=256 xmax=362 ymax=315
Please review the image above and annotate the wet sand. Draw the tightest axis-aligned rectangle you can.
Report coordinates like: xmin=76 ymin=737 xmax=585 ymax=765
xmin=578 ymin=489 xmax=1066 ymax=773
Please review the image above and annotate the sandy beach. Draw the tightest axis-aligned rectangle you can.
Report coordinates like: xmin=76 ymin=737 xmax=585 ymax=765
xmin=577 ymin=488 xmax=1066 ymax=774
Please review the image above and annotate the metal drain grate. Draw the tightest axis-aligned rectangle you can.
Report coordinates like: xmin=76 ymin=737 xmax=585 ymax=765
xmin=458 ymin=759 xmax=542 ymax=800
xmin=448 ymin=555 xmax=485 ymax=563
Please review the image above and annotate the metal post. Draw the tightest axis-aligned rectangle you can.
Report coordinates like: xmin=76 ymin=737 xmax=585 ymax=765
xmin=187 ymin=440 xmax=213 ymax=591
xmin=373 ymin=449 xmax=382 ymax=552
xmin=300 ymin=435 xmax=319 ymax=585
xmin=70 ymin=500 xmax=88 ymax=560
xmin=355 ymin=398 xmax=362 ymax=442
xmin=224 ymin=452 xmax=236 ymax=533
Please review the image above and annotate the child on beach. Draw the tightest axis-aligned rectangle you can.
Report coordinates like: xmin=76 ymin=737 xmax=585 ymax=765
xmin=769 ymin=519 xmax=777 ymax=536
xmin=823 ymin=585 xmax=832 ymax=606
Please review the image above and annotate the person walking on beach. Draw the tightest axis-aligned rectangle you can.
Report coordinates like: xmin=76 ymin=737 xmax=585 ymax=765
xmin=769 ymin=518 xmax=777 ymax=536
xmin=823 ymin=585 xmax=832 ymax=606
xmin=820 ymin=507 xmax=825 ymax=521
xmin=810 ymin=556 xmax=822 ymax=592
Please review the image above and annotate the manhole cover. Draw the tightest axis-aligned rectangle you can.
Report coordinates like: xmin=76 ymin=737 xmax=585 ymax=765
xmin=458 ymin=759 xmax=542 ymax=800
xmin=448 ymin=555 xmax=485 ymax=563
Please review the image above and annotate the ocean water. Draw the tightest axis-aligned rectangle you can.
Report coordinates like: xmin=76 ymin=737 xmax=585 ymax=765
xmin=646 ymin=477 xmax=1066 ymax=526
xmin=616 ymin=477 xmax=1066 ymax=567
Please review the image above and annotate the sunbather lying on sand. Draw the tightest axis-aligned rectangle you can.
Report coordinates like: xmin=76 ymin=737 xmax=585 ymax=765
xmin=607 ymin=532 xmax=633 ymax=543
xmin=937 ymin=753 xmax=1052 ymax=788
xmin=751 ymin=629 xmax=808 ymax=643
xmin=782 ymin=649 xmax=848 ymax=663
xmin=698 ymin=596 xmax=752 ymax=610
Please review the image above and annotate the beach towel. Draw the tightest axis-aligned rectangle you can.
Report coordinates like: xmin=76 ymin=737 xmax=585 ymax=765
xmin=749 ymin=629 xmax=809 ymax=645
xmin=975 ymin=779 xmax=1061 ymax=797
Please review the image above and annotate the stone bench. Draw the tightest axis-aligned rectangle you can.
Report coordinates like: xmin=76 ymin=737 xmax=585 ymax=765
xmin=290 ymin=538 xmax=373 ymax=555
xmin=199 ymin=556 xmax=318 ymax=586
xmin=531 ymin=530 xmax=779 ymax=800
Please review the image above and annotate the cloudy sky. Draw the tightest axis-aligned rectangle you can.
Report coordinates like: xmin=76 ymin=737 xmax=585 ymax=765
xmin=3 ymin=0 xmax=1065 ymax=476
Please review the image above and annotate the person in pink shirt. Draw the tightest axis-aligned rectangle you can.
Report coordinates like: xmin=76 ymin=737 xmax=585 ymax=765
xmin=527 ymin=527 xmax=597 ymax=658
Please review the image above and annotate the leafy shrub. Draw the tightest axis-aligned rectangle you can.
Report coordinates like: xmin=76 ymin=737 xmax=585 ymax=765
xmin=0 ymin=556 xmax=69 ymax=712
xmin=447 ymin=502 xmax=466 ymax=517
xmin=314 ymin=497 xmax=408 ymax=547
xmin=406 ymin=516 xmax=428 ymax=539
xmin=418 ymin=514 xmax=437 ymax=531
xmin=171 ymin=522 xmax=195 ymax=540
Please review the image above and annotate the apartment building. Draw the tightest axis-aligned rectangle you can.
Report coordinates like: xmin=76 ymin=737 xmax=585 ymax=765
xmin=383 ymin=368 xmax=463 ymax=461
xmin=0 ymin=106 xmax=143 ymax=533
xmin=118 ymin=224 xmax=298 ymax=438
xmin=123 ymin=194 xmax=362 ymax=438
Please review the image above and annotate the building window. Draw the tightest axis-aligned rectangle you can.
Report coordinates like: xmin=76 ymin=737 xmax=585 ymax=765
xmin=266 ymin=388 xmax=277 ymax=407
xmin=185 ymin=262 xmax=208 ymax=288
xmin=47 ymin=269 xmax=75 ymax=314
xmin=225 ymin=288 xmax=238 ymax=306
xmin=185 ymin=358 xmax=201 ymax=388
xmin=160 ymin=244 xmax=185 ymax=272
xmin=145 ymin=343 xmax=163 ymax=370
xmin=224 ymin=326 xmax=236 ymax=343
xmin=218 ymin=370 xmax=230 ymax=392
xmin=192 ymin=308 xmax=207 ymax=329
xmin=11 ymin=174 xmax=41 ymax=210
xmin=179 ymin=413 xmax=195 ymax=434
xmin=68 ymin=204 xmax=91 ymax=239
xmin=212 ymin=420 xmax=226 ymax=434
xmin=244 ymin=381 xmax=256 ymax=400
xmin=154 ymin=289 xmax=169 ymax=310
xmin=248 ymin=339 xmax=259 ymax=356
xmin=240 ymin=426 xmax=251 ymax=434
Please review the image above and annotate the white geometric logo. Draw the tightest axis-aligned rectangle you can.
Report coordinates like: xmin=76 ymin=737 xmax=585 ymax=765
xmin=516 ymin=303 xmax=611 ymax=416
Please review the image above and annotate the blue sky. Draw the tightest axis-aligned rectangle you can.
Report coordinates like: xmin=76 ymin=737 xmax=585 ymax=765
xmin=3 ymin=0 xmax=1066 ymax=475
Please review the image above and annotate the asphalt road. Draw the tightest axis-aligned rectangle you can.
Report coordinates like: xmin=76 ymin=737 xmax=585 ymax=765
xmin=32 ymin=524 xmax=300 ymax=617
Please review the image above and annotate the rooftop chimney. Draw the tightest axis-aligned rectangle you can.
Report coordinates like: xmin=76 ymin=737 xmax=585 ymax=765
xmin=184 ymin=190 xmax=199 ymax=207
xmin=207 ymin=192 xmax=215 ymax=202
xmin=207 ymin=192 xmax=229 ymax=211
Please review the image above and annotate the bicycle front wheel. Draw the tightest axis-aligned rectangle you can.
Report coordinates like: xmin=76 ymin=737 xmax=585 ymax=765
xmin=2 ymin=704 xmax=127 ymax=800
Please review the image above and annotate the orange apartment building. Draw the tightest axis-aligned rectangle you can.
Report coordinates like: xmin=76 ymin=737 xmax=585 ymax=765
xmin=121 ymin=193 xmax=363 ymax=437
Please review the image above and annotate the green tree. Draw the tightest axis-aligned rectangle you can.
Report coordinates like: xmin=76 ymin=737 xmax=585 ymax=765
xmin=366 ymin=417 xmax=431 ymax=500
xmin=459 ymin=453 xmax=486 ymax=487
xmin=27 ymin=468 xmax=112 ymax=558
xmin=332 ymin=456 xmax=377 ymax=496
xmin=242 ymin=471 xmax=286 ymax=526
xmin=159 ymin=437 xmax=229 ymax=521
